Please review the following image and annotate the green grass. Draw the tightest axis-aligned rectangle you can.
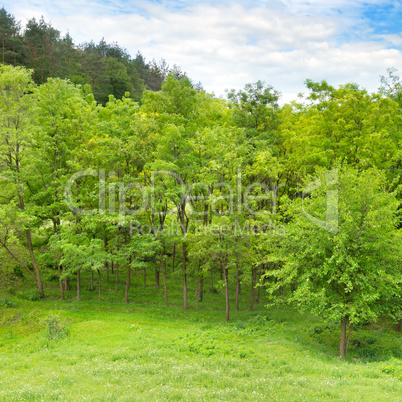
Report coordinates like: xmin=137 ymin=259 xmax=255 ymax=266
xmin=0 ymin=271 xmax=401 ymax=401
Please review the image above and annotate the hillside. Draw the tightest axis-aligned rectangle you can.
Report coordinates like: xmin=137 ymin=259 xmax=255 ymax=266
xmin=0 ymin=272 xmax=401 ymax=401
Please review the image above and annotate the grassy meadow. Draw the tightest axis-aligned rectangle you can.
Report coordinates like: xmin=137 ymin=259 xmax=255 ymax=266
xmin=0 ymin=271 xmax=401 ymax=401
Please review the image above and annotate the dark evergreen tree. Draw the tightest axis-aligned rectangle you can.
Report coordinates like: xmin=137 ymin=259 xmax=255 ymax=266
xmin=23 ymin=17 xmax=61 ymax=83
xmin=0 ymin=7 xmax=24 ymax=65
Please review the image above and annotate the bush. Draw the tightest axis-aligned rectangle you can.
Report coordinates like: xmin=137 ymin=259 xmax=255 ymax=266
xmin=17 ymin=290 xmax=43 ymax=301
xmin=7 ymin=286 xmax=15 ymax=295
xmin=174 ymin=329 xmax=253 ymax=358
xmin=350 ymin=335 xmax=390 ymax=360
xmin=0 ymin=297 xmax=17 ymax=308
xmin=210 ymin=286 xmax=218 ymax=294
xmin=381 ymin=359 xmax=402 ymax=380
xmin=13 ymin=266 xmax=24 ymax=278
xmin=62 ymin=301 xmax=82 ymax=311
xmin=46 ymin=273 xmax=60 ymax=282
xmin=235 ymin=321 xmax=247 ymax=330
xmin=45 ymin=316 xmax=70 ymax=341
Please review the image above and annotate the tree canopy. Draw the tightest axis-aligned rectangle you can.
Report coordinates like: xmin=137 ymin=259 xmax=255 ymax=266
xmin=0 ymin=7 xmax=401 ymax=358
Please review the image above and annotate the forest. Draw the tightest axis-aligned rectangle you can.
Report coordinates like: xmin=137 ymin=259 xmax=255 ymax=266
xmin=0 ymin=5 xmax=401 ymax=375
xmin=0 ymin=7 xmax=195 ymax=103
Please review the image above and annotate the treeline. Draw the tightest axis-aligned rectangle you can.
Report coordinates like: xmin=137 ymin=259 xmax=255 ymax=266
xmin=0 ymin=62 xmax=401 ymax=356
xmin=0 ymin=7 xmax=195 ymax=104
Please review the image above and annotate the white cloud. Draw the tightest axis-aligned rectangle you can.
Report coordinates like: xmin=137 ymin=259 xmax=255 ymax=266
xmin=4 ymin=0 xmax=402 ymax=102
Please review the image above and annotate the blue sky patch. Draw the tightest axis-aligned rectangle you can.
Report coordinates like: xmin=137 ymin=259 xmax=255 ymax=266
xmin=362 ymin=1 xmax=402 ymax=35
xmin=2 ymin=0 xmax=402 ymax=100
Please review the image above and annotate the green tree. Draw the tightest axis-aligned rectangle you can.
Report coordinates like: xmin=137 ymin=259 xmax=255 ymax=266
xmin=56 ymin=33 xmax=80 ymax=80
xmin=29 ymin=78 xmax=95 ymax=230
xmin=23 ymin=17 xmax=61 ymax=83
xmin=52 ymin=226 xmax=110 ymax=301
xmin=0 ymin=7 xmax=23 ymax=65
xmin=284 ymin=80 xmax=401 ymax=172
xmin=227 ymin=80 xmax=280 ymax=145
xmin=266 ymin=166 xmax=402 ymax=357
xmin=380 ymin=67 xmax=402 ymax=108
xmin=0 ymin=65 xmax=45 ymax=296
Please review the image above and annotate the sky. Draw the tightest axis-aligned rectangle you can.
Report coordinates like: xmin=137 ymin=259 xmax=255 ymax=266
xmin=3 ymin=0 xmax=402 ymax=102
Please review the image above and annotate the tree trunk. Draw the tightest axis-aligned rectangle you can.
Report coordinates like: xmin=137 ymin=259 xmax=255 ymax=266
xmin=64 ymin=277 xmax=70 ymax=291
xmin=225 ymin=267 xmax=230 ymax=322
xmin=220 ymin=259 xmax=223 ymax=280
xmin=98 ymin=269 xmax=101 ymax=301
xmin=125 ymin=265 xmax=130 ymax=303
xmin=162 ymin=258 xmax=168 ymax=307
xmin=346 ymin=323 xmax=353 ymax=354
xmin=256 ymin=283 xmax=261 ymax=304
xmin=90 ymin=270 xmax=94 ymax=291
xmin=397 ymin=319 xmax=401 ymax=332
xmin=155 ymin=267 xmax=160 ymax=289
xmin=182 ymin=242 xmax=188 ymax=310
xmin=77 ymin=269 xmax=81 ymax=301
xmin=58 ymin=262 xmax=64 ymax=301
xmin=172 ymin=243 xmax=176 ymax=273
xmin=210 ymin=268 xmax=214 ymax=293
xmin=195 ymin=288 xmax=199 ymax=311
xmin=339 ymin=317 xmax=349 ymax=357
xmin=199 ymin=276 xmax=204 ymax=302
xmin=115 ymin=263 xmax=119 ymax=293
xmin=111 ymin=260 xmax=114 ymax=275
xmin=0 ymin=238 xmax=39 ymax=291
xmin=104 ymin=236 xmax=109 ymax=283
xmin=249 ymin=267 xmax=257 ymax=311
xmin=236 ymin=262 xmax=240 ymax=311
xmin=25 ymin=229 xmax=44 ymax=297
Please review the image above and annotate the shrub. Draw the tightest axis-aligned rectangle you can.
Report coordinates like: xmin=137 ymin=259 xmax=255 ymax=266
xmin=0 ymin=297 xmax=17 ymax=308
xmin=46 ymin=272 xmax=60 ymax=282
xmin=45 ymin=316 xmax=70 ymax=341
xmin=174 ymin=329 xmax=253 ymax=358
xmin=62 ymin=301 xmax=82 ymax=311
xmin=7 ymin=286 xmax=15 ymax=295
xmin=381 ymin=359 xmax=402 ymax=380
xmin=17 ymin=290 xmax=43 ymax=301
xmin=210 ymin=286 xmax=218 ymax=294
xmin=235 ymin=321 xmax=247 ymax=330
xmin=13 ymin=265 xmax=24 ymax=278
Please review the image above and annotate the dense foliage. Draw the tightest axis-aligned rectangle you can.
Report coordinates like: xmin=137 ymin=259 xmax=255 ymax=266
xmin=0 ymin=7 xmax=196 ymax=104
xmin=0 ymin=8 xmax=401 ymax=357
